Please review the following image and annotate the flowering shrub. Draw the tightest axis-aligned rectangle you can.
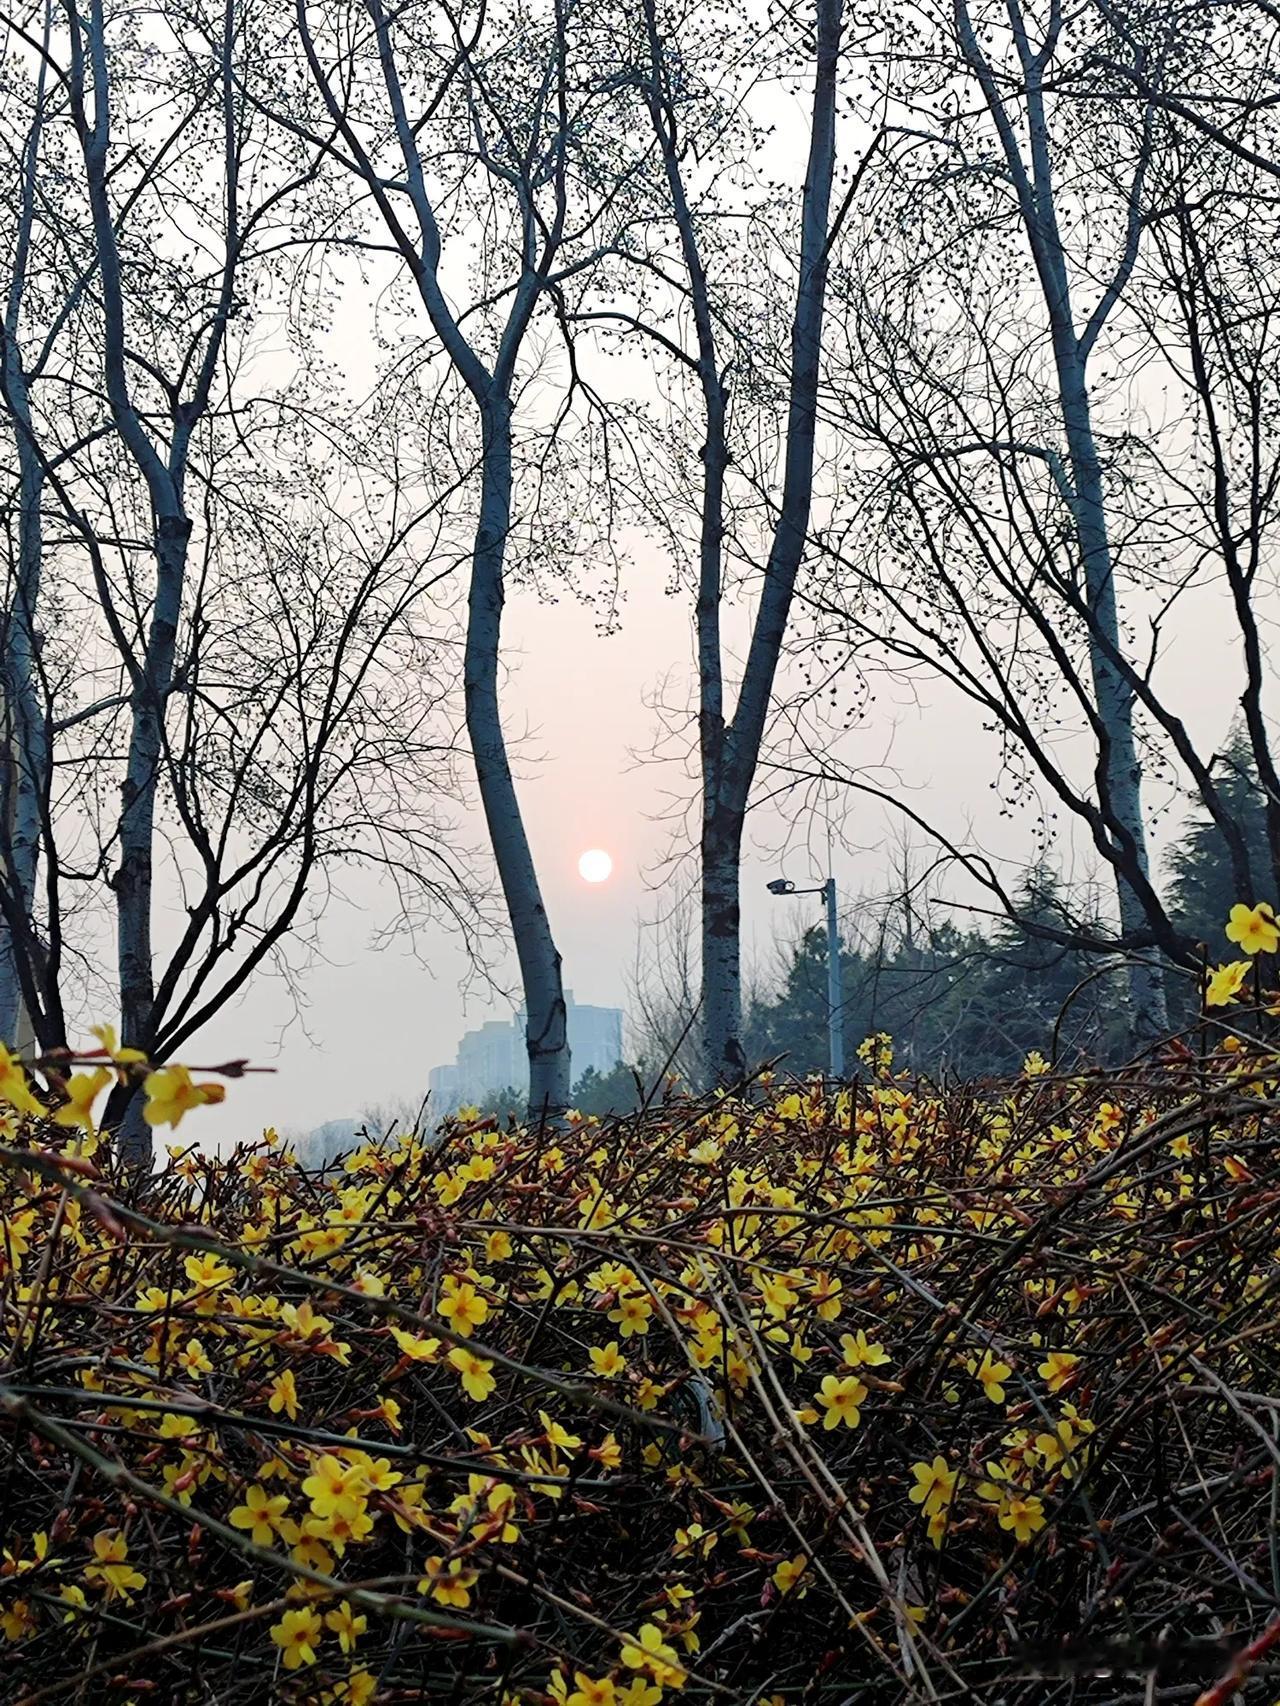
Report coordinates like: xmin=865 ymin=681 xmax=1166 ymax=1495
xmin=2 ymin=992 xmax=1280 ymax=1701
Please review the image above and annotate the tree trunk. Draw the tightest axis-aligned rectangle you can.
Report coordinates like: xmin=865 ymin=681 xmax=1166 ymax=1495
xmin=699 ymin=0 xmax=843 ymax=1084
xmin=1056 ymin=361 xmax=1169 ymax=1038
xmin=0 ymin=4 xmax=57 ymax=1055
xmin=465 ymin=398 xmax=570 ymax=1116
xmin=701 ymin=803 xmax=745 ymax=1086
xmin=114 ymin=512 xmax=190 ymax=1166
xmin=954 ymin=0 xmax=1169 ymax=1042
xmin=0 ymin=428 xmax=46 ymax=1049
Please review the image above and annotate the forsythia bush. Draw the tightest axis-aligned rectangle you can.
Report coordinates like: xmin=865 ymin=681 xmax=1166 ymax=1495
xmin=2 ymin=917 xmax=1280 ymax=1704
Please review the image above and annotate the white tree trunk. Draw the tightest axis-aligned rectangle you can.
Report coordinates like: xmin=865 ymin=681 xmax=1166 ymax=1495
xmin=0 ymin=423 xmax=46 ymax=1050
xmin=1056 ymin=361 xmax=1169 ymax=1037
xmin=955 ymin=0 xmax=1169 ymax=1040
xmin=466 ymin=400 xmax=570 ymax=1115
xmin=0 ymin=52 xmax=52 ymax=1051
xmin=701 ymin=0 xmax=843 ymax=1084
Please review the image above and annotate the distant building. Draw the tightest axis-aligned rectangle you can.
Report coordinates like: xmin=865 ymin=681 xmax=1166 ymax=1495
xmin=567 ymin=998 xmax=625 ymax=1082
xmin=296 ymin=1117 xmax=359 ymax=1168
xmin=429 ymin=991 xmax=624 ymax=1111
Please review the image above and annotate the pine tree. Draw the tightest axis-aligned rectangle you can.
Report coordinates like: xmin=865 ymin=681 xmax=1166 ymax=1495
xmin=1165 ymin=732 xmax=1274 ymax=956
xmin=744 ymin=868 xmax=1126 ymax=1082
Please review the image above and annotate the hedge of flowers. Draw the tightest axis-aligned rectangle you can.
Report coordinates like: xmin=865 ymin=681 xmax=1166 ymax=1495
xmin=2 ymin=926 xmax=1280 ymax=1703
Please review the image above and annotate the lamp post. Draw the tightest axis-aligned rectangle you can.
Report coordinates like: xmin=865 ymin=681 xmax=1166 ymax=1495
xmin=766 ymin=874 xmax=845 ymax=1079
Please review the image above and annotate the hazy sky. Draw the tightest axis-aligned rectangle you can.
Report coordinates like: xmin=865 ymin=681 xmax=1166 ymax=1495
xmin=185 ymin=541 xmax=931 ymax=1142
xmin=186 ymin=522 xmax=1238 ymax=1148
xmin=192 ymin=546 xmax=795 ymax=1142
xmin=173 ymin=115 xmax=1254 ymax=1153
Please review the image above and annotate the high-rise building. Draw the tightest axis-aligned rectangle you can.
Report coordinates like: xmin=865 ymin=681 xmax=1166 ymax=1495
xmin=566 ymin=997 xmax=624 ymax=1082
xmin=429 ymin=991 xmax=624 ymax=1110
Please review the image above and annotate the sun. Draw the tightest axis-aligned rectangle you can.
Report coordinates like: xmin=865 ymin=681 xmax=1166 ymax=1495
xmin=578 ymin=848 xmax=613 ymax=884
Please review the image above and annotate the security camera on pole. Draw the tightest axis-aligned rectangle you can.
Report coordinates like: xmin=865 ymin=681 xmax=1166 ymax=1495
xmin=765 ymin=873 xmax=844 ymax=1080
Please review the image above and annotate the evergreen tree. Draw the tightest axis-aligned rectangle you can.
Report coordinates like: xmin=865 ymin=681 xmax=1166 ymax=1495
xmin=745 ymin=868 xmax=1126 ymax=1082
xmin=1165 ymin=732 xmax=1274 ymax=956
xmin=570 ymin=1061 xmax=645 ymax=1116
xmin=922 ymin=870 xmax=1124 ymax=1076
xmin=744 ymin=928 xmax=873 ymax=1077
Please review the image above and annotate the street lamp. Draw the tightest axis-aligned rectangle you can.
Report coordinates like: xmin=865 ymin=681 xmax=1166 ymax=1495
xmin=766 ymin=874 xmax=844 ymax=1079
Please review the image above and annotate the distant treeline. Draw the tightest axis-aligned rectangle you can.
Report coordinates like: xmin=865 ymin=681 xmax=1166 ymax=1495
xmin=527 ymin=738 xmax=1265 ymax=1116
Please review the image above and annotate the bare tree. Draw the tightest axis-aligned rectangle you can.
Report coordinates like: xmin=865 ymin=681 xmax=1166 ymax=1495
xmin=596 ymin=0 xmax=846 ymax=1085
xmin=276 ymin=0 xmax=651 ymax=1114
xmin=0 ymin=0 xmax=475 ymax=1159
xmin=0 ymin=0 xmax=78 ymax=1053
xmin=788 ymin=0 xmax=1280 ymax=1033
xmin=1128 ymin=43 xmax=1280 ymax=898
xmin=628 ymin=884 xmax=702 ymax=1087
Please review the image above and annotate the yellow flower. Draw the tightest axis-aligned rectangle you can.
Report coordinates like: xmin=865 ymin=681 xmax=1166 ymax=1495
xmin=84 ymin=1531 xmax=146 ymax=1602
xmin=634 ymin=1376 xmax=665 ymax=1411
xmin=759 ymin=1270 xmax=801 ymax=1319
xmin=182 ymin=1251 xmax=235 ymax=1291
xmin=177 ymin=1337 xmax=212 ymax=1377
xmin=438 ymin=1278 xmax=490 ymax=1336
xmin=302 ymin=1455 xmax=368 ymax=1521
xmin=1226 ymin=901 xmax=1280 ymax=956
xmin=89 ymin=1024 xmax=147 ymax=1064
xmin=391 ymin=1327 xmax=441 ymax=1362
xmin=390 ymin=1482 xmax=430 ymax=1535
xmin=0 ymin=1044 xmax=43 ymax=1117
xmin=539 ymin=1411 xmax=583 ymax=1452
xmin=811 ymin=1271 xmax=843 ymax=1319
xmin=592 ymin=1432 xmax=623 ymax=1471
xmin=616 ymin=1683 xmax=662 ymax=1706
xmin=839 ymin=1329 xmax=890 ymax=1369
xmin=434 ymin=1170 xmax=467 ymax=1206
xmin=448 ymin=1347 xmax=496 ymax=1402
xmin=281 ymin=1299 xmax=331 ymax=1339
xmin=925 ymin=1507 xmax=950 ymax=1548
xmin=419 ymin=1556 xmax=478 ymax=1607
xmin=971 ymin=1349 xmax=1012 ymax=1404
xmin=336 ymin=1670 xmax=378 ymax=1705
xmin=907 ymin=1456 xmax=958 ymax=1517
xmin=268 ymin=1369 xmax=299 ymax=1420
xmin=229 ymin=1483 xmax=294 ymax=1547
xmin=353 ymin=1454 xmax=402 ymax=1493
xmin=608 ymin=1293 xmax=653 ymax=1337
xmin=0 ymin=1210 xmax=36 ymax=1266
xmin=814 ymin=1373 xmax=867 ymax=1430
xmin=619 ymin=1622 xmax=686 ymax=1688
xmin=52 ymin=1067 xmax=112 ymax=1135
xmin=673 ymin=1521 xmax=716 ymax=1558
xmin=304 ymin=1500 xmax=376 ymax=1556
xmin=324 ymin=1601 xmax=368 ymax=1653
xmin=772 ymin=1553 xmax=809 ymax=1597
xmin=0 ymin=1598 xmax=34 ymax=1641
xmin=484 ymin=1229 xmax=514 ymax=1262
xmin=270 ymin=1606 xmax=322 ymax=1670
xmin=58 ymin=1585 xmax=88 ymax=1622
xmin=1206 ymin=960 xmax=1252 ymax=1007
xmin=349 ymin=1265 xmax=385 ymax=1297
xmin=997 ymin=1492 xmax=1046 ymax=1543
xmin=143 ymin=1064 xmax=226 ymax=1128
xmin=1035 ymin=1407 xmax=1095 ymax=1478
xmin=566 ymin=1675 xmax=616 ymax=1706
xmin=589 ymin=1341 xmax=627 ymax=1378
xmin=1037 ymin=1350 xmax=1079 ymax=1393
xmin=291 ymin=1536 xmax=335 ymax=1575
